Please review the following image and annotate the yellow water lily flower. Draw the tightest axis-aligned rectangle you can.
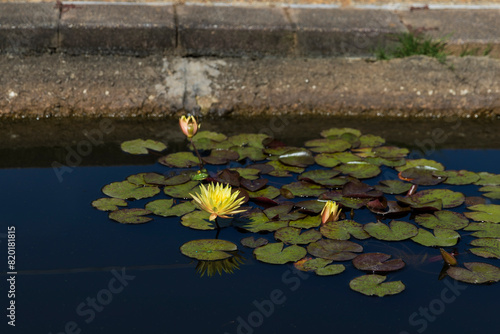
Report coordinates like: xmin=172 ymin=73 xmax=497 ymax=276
xmin=179 ymin=115 xmax=199 ymax=138
xmin=320 ymin=200 xmax=342 ymax=224
xmin=190 ymin=182 xmax=246 ymax=221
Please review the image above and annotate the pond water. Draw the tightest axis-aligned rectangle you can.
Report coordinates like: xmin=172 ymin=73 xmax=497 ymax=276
xmin=1 ymin=116 xmax=499 ymax=334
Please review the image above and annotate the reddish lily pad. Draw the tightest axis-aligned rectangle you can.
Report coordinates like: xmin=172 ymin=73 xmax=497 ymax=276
xmin=320 ymin=220 xmax=370 ymax=240
xmin=109 ymin=208 xmax=152 ymax=224
xmin=342 ymin=181 xmax=383 ymax=198
xmin=307 ymin=239 xmax=363 ymax=261
xmin=369 ymin=200 xmax=411 ymax=218
xmin=254 ymin=242 xmax=307 ymax=265
xmin=447 ymin=262 xmax=500 ymax=284
xmin=415 ymin=211 xmax=469 ymax=230
xmin=465 ymin=204 xmax=500 ymax=223
xmin=364 ymin=220 xmax=418 ymax=241
xmin=159 ymin=152 xmax=199 ymax=168
xmin=433 ymin=170 xmax=480 ymax=185
xmin=202 ymin=149 xmax=239 ymax=165
xmin=92 ymin=198 xmax=127 ymax=211
xmin=180 ymin=239 xmax=237 ymax=261
xmin=121 ymin=139 xmax=167 ymax=155
xmin=374 ymin=180 xmax=412 ymax=195
xmin=411 ymin=228 xmax=460 ymax=247
xmin=469 ymin=238 xmax=500 ymax=259
xmin=241 ymin=237 xmax=269 ymax=249
xmin=400 ymin=167 xmax=447 ymax=186
xmin=349 ymin=274 xmax=405 ymax=297
xmin=274 ymin=227 xmax=322 ymax=245
xmin=102 ymin=181 xmax=160 ymax=200
xmin=352 ymin=253 xmax=405 ymax=272
xmin=240 ymin=178 xmax=268 ymax=192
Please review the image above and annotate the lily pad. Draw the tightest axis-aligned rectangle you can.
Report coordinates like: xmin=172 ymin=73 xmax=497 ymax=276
xmin=335 ymin=162 xmax=381 ymax=179
xmin=433 ymin=170 xmax=480 ymax=185
xmin=279 ymin=148 xmax=315 ymax=167
xmin=320 ymin=220 xmax=370 ymax=240
xmin=121 ymin=139 xmax=167 ymax=155
xmin=264 ymin=204 xmax=293 ymax=220
xmin=127 ymin=173 xmax=154 ymax=186
xmin=242 ymin=211 xmax=287 ymax=233
xmin=396 ymin=159 xmax=445 ymax=173
xmin=247 ymin=186 xmax=281 ymax=199
xmin=364 ymin=220 xmax=418 ymax=241
xmin=359 ymin=134 xmax=385 ymax=147
xmin=159 ymin=152 xmax=199 ymax=168
xmin=281 ymin=181 xmax=326 ymax=198
xmin=352 ymin=253 xmax=405 ymax=272
xmin=464 ymin=223 xmax=500 ymax=238
xmin=411 ymin=228 xmax=460 ymax=247
xmin=294 ymin=200 xmax=327 ymax=214
xmin=241 ymin=237 xmax=269 ymax=249
xmin=274 ymin=227 xmax=322 ymax=245
xmin=307 ymin=239 xmax=363 ymax=261
xmin=180 ymin=239 xmax=238 ymax=261
xmin=315 ymin=264 xmax=346 ymax=276
xmin=319 ymin=191 xmax=370 ymax=209
xmin=231 ymin=146 xmax=266 ymax=161
xmin=365 ymin=157 xmax=406 ymax=167
xmin=161 ymin=173 xmax=195 ymax=186
xmin=415 ymin=211 xmax=469 ymax=230
xmin=399 ymin=189 xmax=465 ymax=209
xmin=342 ymin=181 xmax=383 ymax=198
xmin=321 ymin=127 xmax=361 ymax=138
xmin=227 ymin=133 xmax=270 ymax=148
xmin=400 ymin=167 xmax=447 ymax=186
xmin=202 ymin=149 xmax=239 ymax=165
xmin=192 ymin=130 xmax=227 ymax=143
xmin=92 ymin=198 xmax=127 ymax=211
xmin=229 ymin=168 xmax=261 ymax=181
xmin=254 ymin=243 xmax=307 ymax=265
xmin=266 ymin=160 xmax=305 ymax=177
xmin=145 ymin=199 xmax=195 ymax=217
xmin=289 ymin=215 xmax=322 ymax=229
xmin=373 ymin=146 xmax=409 ymax=159
xmin=349 ymin=274 xmax=405 ymax=297
xmin=374 ymin=180 xmax=412 ymax=195
xmin=164 ymin=180 xmax=200 ymax=199
xmin=181 ymin=210 xmax=215 ymax=230
xmin=478 ymin=186 xmax=500 ymax=199
xmin=465 ymin=204 xmax=500 ymax=223
xmin=298 ymin=169 xmax=342 ymax=187
xmin=102 ymin=181 xmax=160 ymax=200
xmin=304 ymin=138 xmax=351 ymax=153
xmin=109 ymin=208 xmax=152 ymax=224
xmin=447 ymin=262 xmax=500 ymax=284
xmin=294 ymin=258 xmax=332 ymax=272
xmin=469 ymin=238 xmax=500 ymax=259
xmin=474 ymin=172 xmax=500 ymax=186
xmin=369 ymin=200 xmax=411 ymax=218
xmin=314 ymin=153 xmax=342 ymax=168
xmin=240 ymin=178 xmax=268 ymax=192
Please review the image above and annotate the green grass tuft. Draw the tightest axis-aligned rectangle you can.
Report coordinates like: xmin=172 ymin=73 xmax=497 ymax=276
xmin=376 ymin=32 xmax=448 ymax=63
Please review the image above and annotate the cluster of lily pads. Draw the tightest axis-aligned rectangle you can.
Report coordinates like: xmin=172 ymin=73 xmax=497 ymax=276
xmin=92 ymin=127 xmax=500 ymax=296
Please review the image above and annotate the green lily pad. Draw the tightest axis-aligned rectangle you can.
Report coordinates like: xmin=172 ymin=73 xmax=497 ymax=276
xmin=180 ymin=239 xmax=238 ymax=261
xmin=307 ymin=239 xmax=363 ymax=261
xmin=365 ymin=157 xmax=406 ymax=167
xmin=294 ymin=200 xmax=327 ymax=214
xmin=352 ymin=253 xmax=405 ymax=272
xmin=320 ymin=220 xmax=371 ymax=240
xmin=478 ymin=186 xmax=500 ymax=199
xmin=159 ymin=152 xmax=199 ymax=168
xmin=266 ymin=160 xmax=305 ymax=177
xmin=304 ymin=138 xmax=351 ymax=153
xmin=315 ymin=264 xmax=346 ymax=276
xmin=396 ymin=159 xmax=445 ymax=173
xmin=192 ymin=130 xmax=227 ymax=143
xmin=127 ymin=173 xmax=153 ymax=186
xmin=289 ymin=215 xmax=322 ymax=229
xmin=102 ymin=181 xmax=160 ymax=200
xmin=164 ymin=180 xmax=200 ymax=199
xmin=321 ymin=127 xmax=361 ymax=138
xmin=109 ymin=208 xmax=152 ymax=224
xmin=474 ymin=172 xmax=500 ymax=186
xmin=415 ymin=211 xmax=469 ymax=230
xmin=374 ymin=180 xmax=412 ymax=195
xmin=373 ymin=146 xmax=409 ymax=159
xmin=400 ymin=189 xmax=465 ymax=209
xmin=411 ymin=228 xmax=460 ymax=247
xmin=202 ymin=149 xmax=239 ymax=165
xmin=142 ymin=173 xmax=170 ymax=186
xmin=319 ymin=191 xmax=370 ymax=209
xmin=227 ymin=133 xmax=270 ymax=148
xmin=314 ymin=153 xmax=342 ymax=168
xmin=274 ymin=227 xmax=322 ymax=245
xmin=264 ymin=204 xmax=293 ymax=219
xmin=120 ymin=139 xmax=167 ymax=155
xmin=349 ymin=274 xmax=405 ymax=297
xmin=447 ymin=262 xmax=500 ymax=284
xmin=281 ymin=181 xmax=326 ymax=198
xmin=92 ymin=198 xmax=127 ymax=211
xmin=247 ymin=186 xmax=281 ymax=199
xmin=229 ymin=168 xmax=261 ymax=180
xmin=254 ymin=243 xmax=307 ymax=265
xmin=335 ymin=162 xmax=381 ymax=179
xmin=359 ymin=134 xmax=385 ymax=147
xmin=279 ymin=148 xmax=315 ymax=167
xmin=241 ymin=237 xmax=269 ymax=249
xmin=464 ymin=204 xmax=500 ymax=223
xmin=294 ymin=258 xmax=332 ymax=272
xmin=298 ymin=169 xmax=342 ymax=187
xmin=464 ymin=223 xmax=500 ymax=238
xmin=469 ymin=238 xmax=500 ymax=259
xmin=231 ymin=146 xmax=266 ymax=161
xmin=264 ymin=146 xmax=301 ymax=156
xmin=364 ymin=220 xmax=418 ymax=241
xmin=181 ymin=210 xmax=215 ymax=230
xmin=145 ymin=200 xmax=195 ymax=217
xmin=433 ymin=170 xmax=480 ymax=185
xmin=242 ymin=211 xmax=288 ymax=233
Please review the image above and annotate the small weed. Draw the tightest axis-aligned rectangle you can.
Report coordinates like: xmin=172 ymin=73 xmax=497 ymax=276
xmin=460 ymin=43 xmax=493 ymax=57
xmin=376 ymin=32 xmax=448 ymax=63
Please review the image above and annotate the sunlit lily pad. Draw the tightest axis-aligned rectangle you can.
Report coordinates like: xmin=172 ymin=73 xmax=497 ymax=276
xmin=247 ymin=186 xmax=281 ymax=199
xmin=320 ymin=220 xmax=370 ymax=240
xmin=294 ymin=258 xmax=332 ymax=272
xmin=127 ymin=173 xmax=153 ymax=186
xmin=474 ymin=172 xmax=500 ymax=186
xmin=274 ymin=227 xmax=322 ymax=245
xmin=146 ymin=199 xmax=195 ymax=217
xmin=304 ymin=138 xmax=351 ymax=153
xmin=433 ymin=170 xmax=480 ymax=185
xmin=464 ymin=204 xmax=500 ymax=223
xmin=364 ymin=220 xmax=418 ymax=241
xmin=242 ymin=211 xmax=287 ymax=232
xmin=365 ymin=157 xmax=406 ymax=167
xmin=279 ymin=148 xmax=315 ymax=167
xmin=281 ymin=181 xmax=326 ymax=198
xmin=349 ymin=274 xmax=405 ymax=297
xmin=227 ymin=133 xmax=270 ymax=148
xmin=181 ymin=210 xmax=215 ymax=230
xmin=415 ymin=211 xmax=469 ymax=230
xmin=411 ymin=228 xmax=460 ymax=247
xmin=102 ymin=181 xmax=160 ymax=200
xmin=307 ymin=239 xmax=363 ymax=261
xmin=314 ymin=153 xmax=342 ymax=168
xmin=396 ymin=159 xmax=445 ymax=173
xmin=335 ymin=162 xmax=381 ymax=179
xmin=92 ymin=198 xmax=127 ymax=211
xmin=373 ymin=146 xmax=409 ymax=159
xmin=298 ymin=169 xmax=342 ymax=187
xmin=321 ymin=127 xmax=361 ymax=138
xmin=399 ymin=189 xmax=465 ymax=209
xmin=121 ymin=139 xmax=167 ymax=155
xmin=478 ymin=186 xmax=500 ymax=199
xmin=254 ymin=242 xmax=307 ymax=264
xmin=180 ymin=239 xmax=237 ymax=261
xmin=159 ymin=152 xmax=199 ymax=168
xmin=192 ymin=130 xmax=227 ymax=143
xmin=315 ymin=264 xmax=346 ymax=276
xmin=164 ymin=180 xmax=200 ymax=199
xmin=469 ymin=238 xmax=500 ymax=259
xmin=289 ymin=215 xmax=322 ymax=229
xmin=109 ymin=208 xmax=152 ymax=224
xmin=359 ymin=134 xmax=385 ymax=147
xmin=447 ymin=262 xmax=500 ymax=284
xmin=464 ymin=223 xmax=500 ymax=238
xmin=352 ymin=253 xmax=405 ymax=272
xmin=374 ymin=180 xmax=412 ymax=195
xmin=202 ymin=149 xmax=239 ymax=165
xmin=241 ymin=237 xmax=269 ymax=249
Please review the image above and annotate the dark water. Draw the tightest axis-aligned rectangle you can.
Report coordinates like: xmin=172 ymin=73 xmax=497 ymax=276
xmin=1 ymin=119 xmax=499 ymax=334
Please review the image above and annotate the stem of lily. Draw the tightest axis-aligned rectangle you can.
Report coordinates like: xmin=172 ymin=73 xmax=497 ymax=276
xmin=214 ymin=217 xmax=221 ymax=230
xmin=190 ymin=138 xmax=204 ymax=170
